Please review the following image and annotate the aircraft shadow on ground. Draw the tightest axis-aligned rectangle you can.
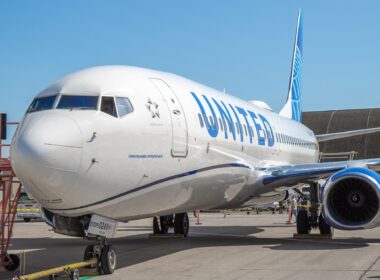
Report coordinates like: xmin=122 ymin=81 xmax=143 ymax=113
xmin=1 ymin=224 xmax=374 ymax=278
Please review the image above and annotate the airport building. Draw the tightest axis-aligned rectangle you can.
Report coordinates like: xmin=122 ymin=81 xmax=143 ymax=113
xmin=303 ymin=108 xmax=380 ymax=161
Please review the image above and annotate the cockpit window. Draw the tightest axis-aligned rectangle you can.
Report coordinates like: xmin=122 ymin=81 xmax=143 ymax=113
xmin=115 ymin=97 xmax=134 ymax=117
xmin=101 ymin=96 xmax=117 ymax=117
xmin=57 ymin=95 xmax=98 ymax=110
xmin=27 ymin=95 xmax=57 ymax=113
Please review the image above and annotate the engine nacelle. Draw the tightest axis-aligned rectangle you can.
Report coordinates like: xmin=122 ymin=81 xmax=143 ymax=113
xmin=321 ymin=167 xmax=380 ymax=230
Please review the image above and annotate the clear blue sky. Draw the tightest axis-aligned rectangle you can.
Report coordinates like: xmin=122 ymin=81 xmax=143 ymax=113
xmin=1 ymin=0 xmax=380 ymax=125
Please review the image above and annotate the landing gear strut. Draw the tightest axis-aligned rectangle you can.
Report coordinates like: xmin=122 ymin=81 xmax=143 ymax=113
xmin=83 ymin=238 xmax=117 ymax=275
xmin=152 ymin=213 xmax=189 ymax=237
xmin=296 ymin=182 xmax=333 ymax=235
xmin=153 ymin=215 xmax=172 ymax=234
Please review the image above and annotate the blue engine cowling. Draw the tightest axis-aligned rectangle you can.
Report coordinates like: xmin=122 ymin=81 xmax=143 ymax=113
xmin=321 ymin=167 xmax=380 ymax=230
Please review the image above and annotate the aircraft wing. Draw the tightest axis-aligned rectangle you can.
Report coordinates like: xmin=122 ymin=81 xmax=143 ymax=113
xmin=316 ymin=127 xmax=380 ymax=142
xmin=208 ymin=146 xmax=380 ymax=190
xmin=261 ymin=158 xmax=380 ymax=190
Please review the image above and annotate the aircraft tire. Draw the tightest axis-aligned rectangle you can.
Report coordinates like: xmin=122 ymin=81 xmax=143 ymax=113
xmin=296 ymin=209 xmax=310 ymax=234
xmin=174 ymin=213 xmax=189 ymax=237
xmin=84 ymin=245 xmax=94 ymax=261
xmin=100 ymin=245 xmax=116 ymax=274
xmin=318 ymin=214 xmax=333 ymax=235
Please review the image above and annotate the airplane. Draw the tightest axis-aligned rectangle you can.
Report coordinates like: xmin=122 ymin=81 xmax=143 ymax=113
xmin=9 ymin=10 xmax=380 ymax=274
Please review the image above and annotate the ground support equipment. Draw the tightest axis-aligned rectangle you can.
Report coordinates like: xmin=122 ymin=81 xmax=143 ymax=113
xmin=0 ymin=158 xmax=22 ymax=271
xmin=12 ymin=258 xmax=98 ymax=280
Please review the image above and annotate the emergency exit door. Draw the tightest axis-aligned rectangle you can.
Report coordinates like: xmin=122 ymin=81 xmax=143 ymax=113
xmin=150 ymin=78 xmax=188 ymax=157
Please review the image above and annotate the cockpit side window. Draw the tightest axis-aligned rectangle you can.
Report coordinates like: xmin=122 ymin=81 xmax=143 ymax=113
xmin=57 ymin=95 xmax=98 ymax=110
xmin=101 ymin=96 xmax=118 ymax=117
xmin=27 ymin=95 xmax=57 ymax=113
xmin=115 ymin=97 xmax=134 ymax=117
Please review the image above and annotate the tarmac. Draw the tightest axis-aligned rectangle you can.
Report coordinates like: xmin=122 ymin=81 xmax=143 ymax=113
xmin=3 ymin=212 xmax=380 ymax=280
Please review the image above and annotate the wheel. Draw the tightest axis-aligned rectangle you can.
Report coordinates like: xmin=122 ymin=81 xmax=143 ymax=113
xmin=84 ymin=245 xmax=94 ymax=261
xmin=100 ymin=245 xmax=116 ymax=274
xmin=153 ymin=216 xmax=169 ymax=234
xmin=296 ymin=209 xmax=310 ymax=234
xmin=24 ymin=218 xmax=31 ymax=222
xmin=318 ymin=214 xmax=333 ymax=235
xmin=70 ymin=268 xmax=80 ymax=280
xmin=174 ymin=213 xmax=189 ymax=237
xmin=4 ymin=254 xmax=20 ymax=271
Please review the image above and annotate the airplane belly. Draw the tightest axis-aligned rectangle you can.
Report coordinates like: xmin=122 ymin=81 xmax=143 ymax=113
xmin=55 ymin=161 xmax=254 ymax=220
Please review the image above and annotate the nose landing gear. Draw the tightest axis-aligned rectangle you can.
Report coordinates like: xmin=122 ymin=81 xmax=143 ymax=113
xmin=152 ymin=213 xmax=189 ymax=237
xmin=83 ymin=239 xmax=117 ymax=275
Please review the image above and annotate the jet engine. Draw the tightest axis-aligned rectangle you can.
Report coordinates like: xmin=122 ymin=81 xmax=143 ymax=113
xmin=321 ymin=167 xmax=380 ymax=230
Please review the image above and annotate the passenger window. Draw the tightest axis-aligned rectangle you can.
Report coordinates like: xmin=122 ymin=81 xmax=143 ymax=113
xmin=101 ymin=97 xmax=117 ymax=117
xmin=115 ymin=97 xmax=133 ymax=117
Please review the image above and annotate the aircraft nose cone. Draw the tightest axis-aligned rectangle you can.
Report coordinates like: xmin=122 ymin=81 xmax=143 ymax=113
xmin=11 ymin=113 xmax=83 ymax=203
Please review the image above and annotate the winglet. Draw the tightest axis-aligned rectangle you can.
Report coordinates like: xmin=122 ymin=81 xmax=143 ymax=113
xmin=279 ymin=10 xmax=303 ymax=122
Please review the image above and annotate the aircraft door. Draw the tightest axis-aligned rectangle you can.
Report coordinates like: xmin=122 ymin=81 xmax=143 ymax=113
xmin=149 ymin=78 xmax=188 ymax=157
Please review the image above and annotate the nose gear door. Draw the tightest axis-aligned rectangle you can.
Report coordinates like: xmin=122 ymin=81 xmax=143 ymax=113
xmin=149 ymin=78 xmax=188 ymax=157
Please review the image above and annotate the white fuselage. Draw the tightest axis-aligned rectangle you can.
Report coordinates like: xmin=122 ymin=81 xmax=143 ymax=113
xmin=11 ymin=66 xmax=319 ymax=221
